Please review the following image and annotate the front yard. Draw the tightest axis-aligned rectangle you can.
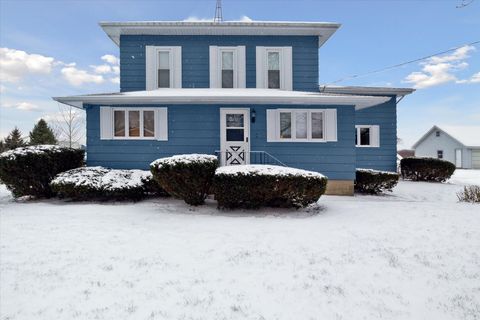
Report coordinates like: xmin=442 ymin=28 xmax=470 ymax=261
xmin=1 ymin=170 xmax=479 ymax=320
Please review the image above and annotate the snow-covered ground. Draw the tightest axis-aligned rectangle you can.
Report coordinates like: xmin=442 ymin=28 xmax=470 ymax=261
xmin=1 ymin=170 xmax=479 ymax=320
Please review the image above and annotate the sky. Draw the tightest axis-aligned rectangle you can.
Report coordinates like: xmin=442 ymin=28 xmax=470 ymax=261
xmin=0 ymin=0 xmax=479 ymax=148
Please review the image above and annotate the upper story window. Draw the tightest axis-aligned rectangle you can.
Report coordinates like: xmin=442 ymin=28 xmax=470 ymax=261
xmin=435 ymin=130 xmax=440 ymax=137
xmin=437 ymin=150 xmax=443 ymax=159
xmin=221 ymin=51 xmax=234 ymax=88
xmin=158 ymin=51 xmax=170 ymax=88
xmin=256 ymin=47 xmax=293 ymax=91
xmin=266 ymin=109 xmax=338 ymax=143
xmin=145 ymin=46 xmax=182 ymax=90
xmin=355 ymin=125 xmax=380 ymax=148
xmin=209 ymin=46 xmax=246 ymax=88
xmin=268 ymin=51 xmax=281 ymax=89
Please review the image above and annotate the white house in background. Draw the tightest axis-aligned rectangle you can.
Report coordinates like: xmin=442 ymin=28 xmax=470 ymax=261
xmin=412 ymin=125 xmax=480 ymax=169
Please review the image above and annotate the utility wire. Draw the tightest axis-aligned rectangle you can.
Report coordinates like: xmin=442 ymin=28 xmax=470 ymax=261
xmin=322 ymin=40 xmax=480 ymax=87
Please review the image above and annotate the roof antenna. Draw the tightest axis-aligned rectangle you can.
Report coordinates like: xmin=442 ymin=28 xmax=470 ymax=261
xmin=214 ymin=0 xmax=223 ymax=23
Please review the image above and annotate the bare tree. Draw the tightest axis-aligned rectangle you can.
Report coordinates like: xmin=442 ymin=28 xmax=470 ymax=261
xmin=51 ymin=103 xmax=85 ymax=148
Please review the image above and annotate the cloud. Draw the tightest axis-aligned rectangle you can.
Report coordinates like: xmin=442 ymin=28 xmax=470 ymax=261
xmin=1 ymin=101 xmax=40 ymax=111
xmin=101 ymin=54 xmax=119 ymax=65
xmin=110 ymin=76 xmax=120 ymax=84
xmin=463 ymin=71 xmax=480 ymax=83
xmin=61 ymin=65 xmax=105 ymax=86
xmin=0 ymin=47 xmax=54 ymax=83
xmin=404 ymin=45 xmax=476 ymax=89
xmin=183 ymin=16 xmax=213 ymax=22
xmin=91 ymin=64 xmax=113 ymax=74
xmin=239 ymin=16 xmax=253 ymax=22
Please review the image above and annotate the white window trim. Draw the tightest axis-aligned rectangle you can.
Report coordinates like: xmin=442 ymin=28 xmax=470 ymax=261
xmin=112 ymin=107 xmax=158 ymax=140
xmin=355 ymin=125 xmax=379 ymax=148
xmin=209 ymin=46 xmax=246 ymax=88
xmin=256 ymin=46 xmax=293 ymax=91
xmin=146 ymin=46 xmax=182 ymax=90
xmin=275 ymin=109 xmax=326 ymax=142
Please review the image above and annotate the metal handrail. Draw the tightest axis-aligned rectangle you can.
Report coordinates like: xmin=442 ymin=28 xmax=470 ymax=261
xmin=214 ymin=150 xmax=287 ymax=167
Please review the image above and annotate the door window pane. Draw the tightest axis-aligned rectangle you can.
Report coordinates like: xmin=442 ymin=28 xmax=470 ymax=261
xmin=114 ymin=110 xmax=125 ymax=137
xmin=311 ymin=112 xmax=324 ymax=139
xmin=226 ymin=129 xmax=244 ymax=141
xmin=222 ymin=51 xmax=234 ymax=88
xmin=360 ymin=127 xmax=370 ymax=145
xmin=280 ymin=112 xmax=291 ymax=139
xmin=226 ymin=114 xmax=244 ymax=127
xmin=158 ymin=51 xmax=170 ymax=88
xmin=143 ymin=111 xmax=155 ymax=137
xmin=268 ymin=51 xmax=280 ymax=89
xmin=129 ymin=111 xmax=140 ymax=137
xmin=295 ymin=112 xmax=307 ymax=139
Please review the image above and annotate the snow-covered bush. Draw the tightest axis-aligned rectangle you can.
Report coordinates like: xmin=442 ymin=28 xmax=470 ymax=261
xmin=354 ymin=168 xmax=399 ymax=194
xmin=0 ymin=145 xmax=84 ymax=198
xmin=51 ymin=167 xmax=166 ymax=201
xmin=457 ymin=185 xmax=480 ymax=203
xmin=150 ymin=154 xmax=218 ymax=206
xmin=213 ymin=165 xmax=328 ymax=209
xmin=401 ymin=157 xmax=456 ymax=182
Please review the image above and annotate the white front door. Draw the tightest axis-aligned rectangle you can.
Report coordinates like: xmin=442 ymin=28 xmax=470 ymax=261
xmin=455 ymin=149 xmax=462 ymax=168
xmin=220 ymin=108 xmax=250 ymax=166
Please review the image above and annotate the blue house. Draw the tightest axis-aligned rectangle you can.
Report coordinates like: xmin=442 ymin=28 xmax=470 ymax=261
xmin=54 ymin=21 xmax=414 ymax=195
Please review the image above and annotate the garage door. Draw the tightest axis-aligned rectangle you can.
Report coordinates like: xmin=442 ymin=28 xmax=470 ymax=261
xmin=473 ymin=150 xmax=480 ymax=169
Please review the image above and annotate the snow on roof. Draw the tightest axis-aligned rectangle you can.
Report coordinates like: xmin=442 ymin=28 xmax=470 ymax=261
xmin=53 ymin=88 xmax=390 ymax=110
xmin=319 ymin=85 xmax=415 ymax=97
xmin=412 ymin=125 xmax=480 ymax=149
xmin=99 ymin=21 xmax=341 ymax=47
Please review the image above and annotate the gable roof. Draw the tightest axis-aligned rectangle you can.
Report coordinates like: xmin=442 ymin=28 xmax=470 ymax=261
xmin=53 ymin=88 xmax=389 ymax=110
xmin=412 ymin=125 xmax=480 ymax=149
xmin=99 ymin=21 xmax=341 ymax=47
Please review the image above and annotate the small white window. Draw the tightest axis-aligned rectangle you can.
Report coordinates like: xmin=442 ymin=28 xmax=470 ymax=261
xmin=209 ymin=46 xmax=246 ymax=88
xmin=435 ymin=130 xmax=441 ymax=137
xmin=146 ymin=46 xmax=182 ymax=90
xmin=437 ymin=150 xmax=443 ymax=159
xmin=355 ymin=125 xmax=380 ymax=147
xmin=107 ymin=108 xmax=167 ymax=140
xmin=256 ymin=47 xmax=292 ymax=90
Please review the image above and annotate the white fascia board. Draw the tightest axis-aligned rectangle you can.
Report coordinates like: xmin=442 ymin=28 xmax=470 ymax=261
xmin=99 ymin=21 xmax=341 ymax=47
xmin=53 ymin=90 xmax=388 ymax=110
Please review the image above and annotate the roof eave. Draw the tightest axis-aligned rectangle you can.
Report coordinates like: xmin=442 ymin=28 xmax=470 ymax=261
xmin=53 ymin=91 xmax=388 ymax=111
xmin=99 ymin=21 xmax=341 ymax=47
xmin=319 ymin=85 xmax=416 ymax=97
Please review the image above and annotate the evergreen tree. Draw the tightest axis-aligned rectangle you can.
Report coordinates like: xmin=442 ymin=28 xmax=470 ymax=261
xmin=4 ymin=127 xmax=26 ymax=150
xmin=29 ymin=119 xmax=57 ymax=145
xmin=0 ymin=140 xmax=5 ymax=153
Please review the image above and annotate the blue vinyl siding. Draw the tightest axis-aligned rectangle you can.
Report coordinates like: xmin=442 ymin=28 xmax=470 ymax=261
xmin=355 ymin=97 xmax=397 ymax=172
xmin=86 ymin=104 xmax=355 ymax=180
xmin=120 ymin=35 xmax=319 ymax=92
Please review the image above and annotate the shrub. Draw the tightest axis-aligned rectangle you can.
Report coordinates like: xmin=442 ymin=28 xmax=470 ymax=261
xmin=0 ymin=145 xmax=84 ymax=198
xmin=150 ymin=154 xmax=218 ymax=206
xmin=457 ymin=185 xmax=480 ymax=203
xmin=355 ymin=168 xmax=399 ymax=194
xmin=400 ymin=157 xmax=456 ymax=182
xmin=51 ymin=167 xmax=166 ymax=201
xmin=213 ymin=165 xmax=328 ymax=209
